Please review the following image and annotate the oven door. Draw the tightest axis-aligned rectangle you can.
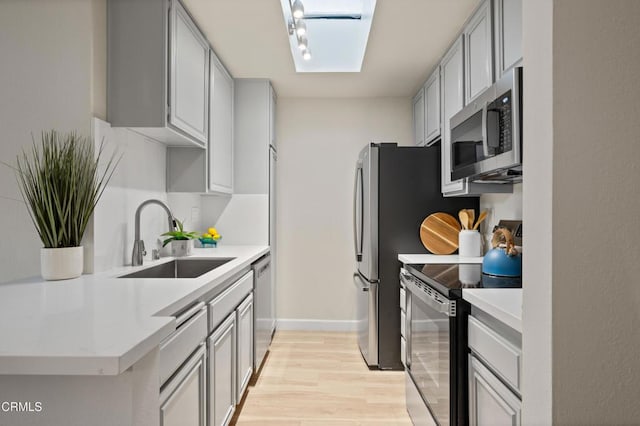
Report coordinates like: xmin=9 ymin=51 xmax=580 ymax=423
xmin=402 ymin=272 xmax=455 ymax=426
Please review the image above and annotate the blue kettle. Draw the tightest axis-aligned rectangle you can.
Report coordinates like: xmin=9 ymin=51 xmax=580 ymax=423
xmin=482 ymin=228 xmax=522 ymax=277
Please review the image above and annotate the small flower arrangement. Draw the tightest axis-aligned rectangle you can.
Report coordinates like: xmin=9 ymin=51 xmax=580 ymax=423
xmin=199 ymin=227 xmax=222 ymax=247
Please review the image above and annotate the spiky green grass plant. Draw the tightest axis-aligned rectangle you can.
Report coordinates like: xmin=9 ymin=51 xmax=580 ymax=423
xmin=14 ymin=130 xmax=120 ymax=248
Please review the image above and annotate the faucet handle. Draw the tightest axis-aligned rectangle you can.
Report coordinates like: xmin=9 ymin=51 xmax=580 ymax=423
xmin=140 ymin=240 xmax=147 ymax=257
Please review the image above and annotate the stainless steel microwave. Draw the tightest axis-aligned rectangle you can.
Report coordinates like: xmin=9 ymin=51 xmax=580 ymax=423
xmin=450 ymin=67 xmax=522 ymax=183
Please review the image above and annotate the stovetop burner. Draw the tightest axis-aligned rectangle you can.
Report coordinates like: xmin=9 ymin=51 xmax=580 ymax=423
xmin=404 ymin=263 xmax=522 ymax=298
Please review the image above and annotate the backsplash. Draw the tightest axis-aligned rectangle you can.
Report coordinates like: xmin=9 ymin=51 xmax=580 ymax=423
xmin=479 ymin=184 xmax=523 ymax=250
xmin=92 ymin=118 xmax=201 ymax=272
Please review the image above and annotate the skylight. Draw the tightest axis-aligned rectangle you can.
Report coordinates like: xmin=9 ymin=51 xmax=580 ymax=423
xmin=279 ymin=0 xmax=377 ymax=72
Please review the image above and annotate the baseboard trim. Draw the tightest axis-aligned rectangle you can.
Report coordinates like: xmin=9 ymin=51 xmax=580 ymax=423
xmin=276 ymin=319 xmax=358 ymax=332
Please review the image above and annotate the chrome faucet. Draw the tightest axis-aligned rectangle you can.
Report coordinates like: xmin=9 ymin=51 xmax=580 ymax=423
xmin=132 ymin=199 xmax=175 ymax=266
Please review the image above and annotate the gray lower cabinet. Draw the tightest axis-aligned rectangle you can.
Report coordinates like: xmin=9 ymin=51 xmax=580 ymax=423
xmin=236 ymin=293 xmax=254 ymax=402
xmin=108 ymin=0 xmax=209 ymax=147
xmin=469 ymin=355 xmax=521 ymax=426
xmin=160 ymin=344 xmax=207 ymax=426
xmin=209 ymin=312 xmax=236 ymax=426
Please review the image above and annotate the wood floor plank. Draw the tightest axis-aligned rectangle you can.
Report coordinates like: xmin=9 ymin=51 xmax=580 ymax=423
xmin=232 ymin=331 xmax=412 ymax=426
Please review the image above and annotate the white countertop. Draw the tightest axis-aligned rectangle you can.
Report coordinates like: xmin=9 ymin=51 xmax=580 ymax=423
xmin=398 ymin=254 xmax=483 ymax=264
xmin=463 ymin=289 xmax=522 ymax=332
xmin=0 ymin=246 xmax=268 ymax=376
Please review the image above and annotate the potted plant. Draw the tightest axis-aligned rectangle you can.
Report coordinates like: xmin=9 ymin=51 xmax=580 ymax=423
xmin=161 ymin=219 xmax=199 ymax=257
xmin=12 ymin=130 xmax=119 ymax=280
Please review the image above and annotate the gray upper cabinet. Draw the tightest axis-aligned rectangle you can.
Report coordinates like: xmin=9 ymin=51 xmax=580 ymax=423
xmin=234 ymin=79 xmax=276 ymax=195
xmin=495 ymin=0 xmax=523 ymax=77
xmin=108 ymin=0 xmax=209 ymax=147
xmin=412 ymin=88 xmax=425 ymax=146
xmin=209 ymin=53 xmax=234 ymax=194
xmin=464 ymin=0 xmax=494 ymax=104
xmin=440 ymin=36 xmax=467 ymax=195
xmin=424 ymin=66 xmax=441 ymax=145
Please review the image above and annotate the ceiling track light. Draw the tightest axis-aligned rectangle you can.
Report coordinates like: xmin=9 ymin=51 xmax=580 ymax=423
xmin=288 ymin=1 xmax=310 ymax=61
xmin=297 ymin=35 xmax=308 ymax=50
xmin=291 ymin=0 xmax=304 ymax=19
xmin=295 ymin=19 xmax=307 ymax=36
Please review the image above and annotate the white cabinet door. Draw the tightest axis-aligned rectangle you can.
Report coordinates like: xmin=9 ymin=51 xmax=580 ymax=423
xmin=495 ymin=0 xmax=523 ymax=76
xmin=236 ymin=293 xmax=254 ymax=402
xmin=440 ymin=36 xmax=466 ymax=194
xmin=169 ymin=0 xmax=209 ymax=145
xmin=412 ymin=88 xmax=425 ymax=146
xmin=209 ymin=53 xmax=234 ymax=194
xmin=469 ymin=356 xmax=521 ymax=426
xmin=464 ymin=0 xmax=494 ymax=104
xmin=209 ymin=313 xmax=236 ymax=426
xmin=424 ymin=67 xmax=441 ymax=145
xmin=160 ymin=345 xmax=207 ymax=426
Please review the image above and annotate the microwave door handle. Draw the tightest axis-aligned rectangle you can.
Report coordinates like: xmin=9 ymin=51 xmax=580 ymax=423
xmin=481 ymin=101 xmax=489 ymax=158
xmin=353 ymin=166 xmax=363 ymax=262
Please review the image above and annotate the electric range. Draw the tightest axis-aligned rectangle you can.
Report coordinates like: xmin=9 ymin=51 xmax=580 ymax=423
xmin=401 ymin=263 xmax=521 ymax=426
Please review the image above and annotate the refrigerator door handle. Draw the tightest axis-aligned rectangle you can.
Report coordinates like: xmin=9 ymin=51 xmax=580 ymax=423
xmin=353 ymin=165 xmax=363 ymax=262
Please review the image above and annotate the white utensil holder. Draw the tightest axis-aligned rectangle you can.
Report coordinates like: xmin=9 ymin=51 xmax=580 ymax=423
xmin=459 ymin=230 xmax=482 ymax=257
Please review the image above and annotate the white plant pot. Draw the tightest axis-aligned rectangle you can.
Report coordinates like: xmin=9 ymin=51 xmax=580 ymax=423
xmin=171 ymin=240 xmax=193 ymax=257
xmin=41 ymin=246 xmax=84 ymax=281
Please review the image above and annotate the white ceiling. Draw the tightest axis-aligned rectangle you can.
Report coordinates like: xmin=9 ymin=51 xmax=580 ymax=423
xmin=182 ymin=0 xmax=479 ymax=98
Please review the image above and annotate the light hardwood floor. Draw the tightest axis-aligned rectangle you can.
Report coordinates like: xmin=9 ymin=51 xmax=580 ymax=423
xmin=232 ymin=331 xmax=413 ymax=426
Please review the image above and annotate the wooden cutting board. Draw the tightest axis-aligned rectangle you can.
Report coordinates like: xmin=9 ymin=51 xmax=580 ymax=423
xmin=420 ymin=213 xmax=461 ymax=255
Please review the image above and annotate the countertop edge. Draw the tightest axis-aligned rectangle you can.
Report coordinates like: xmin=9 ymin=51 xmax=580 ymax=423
xmin=462 ymin=289 xmax=522 ymax=332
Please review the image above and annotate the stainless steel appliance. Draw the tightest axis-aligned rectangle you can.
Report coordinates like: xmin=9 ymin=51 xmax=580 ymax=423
xmin=450 ymin=67 xmax=522 ymax=183
xmin=352 ymin=143 xmax=474 ymax=369
xmin=253 ymin=254 xmax=274 ymax=372
xmin=402 ymin=263 xmax=522 ymax=425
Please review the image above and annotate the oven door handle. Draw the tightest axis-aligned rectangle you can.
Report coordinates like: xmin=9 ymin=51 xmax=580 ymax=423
xmin=404 ymin=274 xmax=455 ymax=317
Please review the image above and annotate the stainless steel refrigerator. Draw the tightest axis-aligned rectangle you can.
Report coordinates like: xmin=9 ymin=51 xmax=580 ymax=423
xmin=352 ymin=143 xmax=476 ymax=370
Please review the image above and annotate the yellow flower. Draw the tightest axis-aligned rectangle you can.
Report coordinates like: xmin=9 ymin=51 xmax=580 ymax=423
xmin=208 ymin=227 xmax=217 ymax=236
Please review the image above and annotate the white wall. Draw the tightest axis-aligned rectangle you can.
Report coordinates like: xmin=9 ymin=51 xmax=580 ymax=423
xmin=551 ymin=1 xmax=640 ymax=423
xmin=0 ymin=0 xmax=105 ymax=283
xmin=521 ymin=0 xmax=553 ymax=423
xmin=275 ymin=97 xmax=412 ymax=325
xmin=93 ymin=120 xmax=204 ymax=272
xmin=479 ymin=184 xmax=522 ymax=247
xmin=523 ymin=1 xmax=640 ymax=423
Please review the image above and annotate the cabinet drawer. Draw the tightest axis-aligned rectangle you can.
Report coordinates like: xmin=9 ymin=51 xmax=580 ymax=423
xmin=159 ymin=305 xmax=208 ymax=384
xmin=400 ymin=310 xmax=406 ymax=338
xmin=468 ymin=316 xmax=521 ymax=391
xmin=209 ymin=271 xmax=253 ymax=331
xmin=400 ymin=288 xmax=406 ymax=312
xmin=401 ymin=337 xmax=406 ymax=367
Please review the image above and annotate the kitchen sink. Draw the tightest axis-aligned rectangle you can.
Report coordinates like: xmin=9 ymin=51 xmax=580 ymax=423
xmin=119 ymin=258 xmax=235 ymax=279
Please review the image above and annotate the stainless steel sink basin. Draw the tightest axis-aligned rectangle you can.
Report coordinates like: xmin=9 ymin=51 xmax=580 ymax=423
xmin=119 ymin=258 xmax=235 ymax=279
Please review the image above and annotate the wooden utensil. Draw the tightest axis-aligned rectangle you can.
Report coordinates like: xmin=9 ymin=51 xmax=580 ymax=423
xmin=458 ymin=210 xmax=469 ymax=230
xmin=467 ymin=209 xmax=475 ymax=230
xmin=420 ymin=213 xmax=462 ymax=255
xmin=473 ymin=210 xmax=488 ymax=230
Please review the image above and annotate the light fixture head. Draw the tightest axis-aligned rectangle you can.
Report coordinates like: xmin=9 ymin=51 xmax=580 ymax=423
xmin=295 ymin=19 xmax=307 ymax=36
xmin=302 ymin=49 xmax=311 ymax=61
xmin=297 ymin=35 xmax=308 ymax=51
xmin=292 ymin=0 xmax=304 ymax=19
